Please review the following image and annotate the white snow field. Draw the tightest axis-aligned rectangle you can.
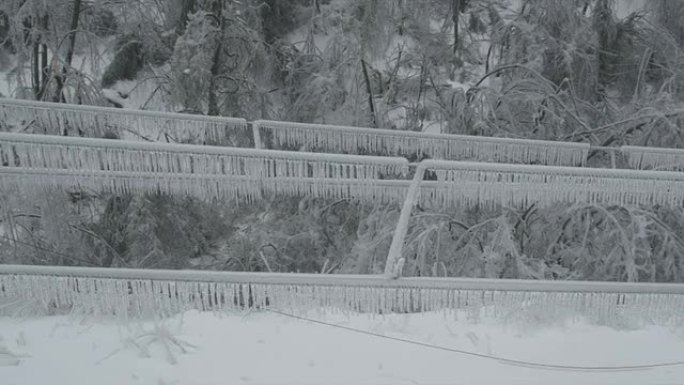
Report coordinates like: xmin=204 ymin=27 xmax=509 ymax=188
xmin=1 ymin=309 xmax=683 ymax=385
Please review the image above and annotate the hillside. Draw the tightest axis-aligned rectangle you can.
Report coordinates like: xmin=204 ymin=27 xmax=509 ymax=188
xmin=1 ymin=0 xmax=684 ymax=282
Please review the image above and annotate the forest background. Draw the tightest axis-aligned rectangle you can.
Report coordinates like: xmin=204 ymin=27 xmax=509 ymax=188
xmin=0 ymin=0 xmax=683 ymax=283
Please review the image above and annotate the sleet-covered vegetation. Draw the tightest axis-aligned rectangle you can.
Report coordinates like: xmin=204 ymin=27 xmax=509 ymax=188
xmin=1 ymin=0 xmax=684 ymax=282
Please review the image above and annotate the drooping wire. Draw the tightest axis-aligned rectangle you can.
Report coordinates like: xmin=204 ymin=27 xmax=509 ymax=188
xmin=266 ymin=308 xmax=684 ymax=373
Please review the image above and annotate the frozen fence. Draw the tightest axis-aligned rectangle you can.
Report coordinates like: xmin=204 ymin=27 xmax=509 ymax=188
xmin=417 ymin=159 xmax=684 ymax=209
xmin=255 ymin=120 xmax=590 ymax=166
xmin=0 ymin=132 xmax=409 ymax=179
xmin=0 ymin=168 xmax=413 ymax=204
xmin=623 ymin=145 xmax=684 ymax=171
xmin=1 ymin=265 xmax=683 ymax=326
xmin=0 ymin=98 xmax=249 ymax=144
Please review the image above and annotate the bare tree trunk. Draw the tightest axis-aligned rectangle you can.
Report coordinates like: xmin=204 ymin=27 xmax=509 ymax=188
xmin=178 ymin=0 xmax=197 ymax=36
xmin=54 ymin=0 xmax=82 ymax=102
xmin=207 ymin=0 xmax=224 ymax=116
xmin=33 ymin=15 xmax=49 ymax=101
xmin=453 ymin=0 xmax=460 ymax=54
xmin=361 ymin=59 xmax=377 ymax=127
xmin=594 ymin=0 xmax=613 ymax=96
xmin=32 ymin=42 xmax=40 ymax=98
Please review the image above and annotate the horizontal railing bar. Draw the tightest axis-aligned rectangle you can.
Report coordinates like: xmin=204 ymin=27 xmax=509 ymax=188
xmin=255 ymin=120 xmax=589 ymax=149
xmin=1 ymin=264 xmax=683 ymax=295
xmin=0 ymin=132 xmax=409 ymax=166
xmin=420 ymin=159 xmax=684 ymax=181
xmin=0 ymin=98 xmax=247 ymax=126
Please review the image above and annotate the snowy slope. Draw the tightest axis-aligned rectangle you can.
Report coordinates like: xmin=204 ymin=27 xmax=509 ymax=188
xmin=1 ymin=310 xmax=683 ymax=385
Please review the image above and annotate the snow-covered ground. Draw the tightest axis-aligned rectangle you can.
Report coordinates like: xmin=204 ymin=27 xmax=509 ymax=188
xmin=1 ymin=309 xmax=683 ymax=385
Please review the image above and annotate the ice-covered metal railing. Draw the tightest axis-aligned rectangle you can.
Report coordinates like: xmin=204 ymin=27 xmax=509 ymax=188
xmin=1 ymin=264 xmax=683 ymax=325
xmin=0 ymin=132 xmax=409 ymax=179
xmin=254 ymin=120 xmax=590 ymax=166
xmin=0 ymin=168 xmax=413 ymax=204
xmin=0 ymin=98 xmax=249 ymax=143
xmin=623 ymin=145 xmax=684 ymax=171
xmin=384 ymin=159 xmax=684 ymax=277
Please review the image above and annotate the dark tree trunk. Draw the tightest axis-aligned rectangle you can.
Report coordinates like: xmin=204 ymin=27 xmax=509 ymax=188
xmin=361 ymin=59 xmax=377 ymax=127
xmin=207 ymin=0 xmax=224 ymax=116
xmin=32 ymin=15 xmax=49 ymax=100
xmin=453 ymin=0 xmax=459 ymax=54
xmin=54 ymin=0 xmax=82 ymax=102
xmin=32 ymin=42 xmax=40 ymax=98
xmin=178 ymin=0 xmax=197 ymax=36
xmin=594 ymin=0 xmax=613 ymax=96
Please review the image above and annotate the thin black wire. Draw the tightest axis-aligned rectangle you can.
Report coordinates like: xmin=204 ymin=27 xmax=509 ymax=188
xmin=267 ymin=309 xmax=684 ymax=373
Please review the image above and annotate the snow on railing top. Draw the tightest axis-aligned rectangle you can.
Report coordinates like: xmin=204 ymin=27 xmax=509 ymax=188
xmin=415 ymin=159 xmax=684 ymax=208
xmin=622 ymin=145 xmax=684 ymax=171
xmin=0 ymin=98 xmax=249 ymax=144
xmin=254 ymin=120 xmax=590 ymax=166
xmin=1 ymin=264 xmax=683 ymax=323
xmin=2 ymin=264 xmax=684 ymax=294
xmin=0 ymin=132 xmax=409 ymax=179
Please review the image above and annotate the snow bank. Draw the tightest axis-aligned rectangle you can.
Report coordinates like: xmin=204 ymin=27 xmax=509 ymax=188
xmin=1 ymin=309 xmax=683 ymax=385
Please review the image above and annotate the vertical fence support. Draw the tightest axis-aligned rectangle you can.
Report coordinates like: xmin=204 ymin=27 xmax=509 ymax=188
xmin=252 ymin=121 xmax=263 ymax=149
xmin=384 ymin=163 xmax=426 ymax=278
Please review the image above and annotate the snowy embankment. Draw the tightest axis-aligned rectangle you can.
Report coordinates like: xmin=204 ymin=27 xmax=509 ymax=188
xmin=1 ymin=310 xmax=683 ymax=385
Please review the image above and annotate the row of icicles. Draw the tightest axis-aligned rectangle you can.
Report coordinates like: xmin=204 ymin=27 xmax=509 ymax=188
xmin=3 ymin=131 xmax=684 ymax=208
xmin=1 ymin=274 xmax=683 ymax=326
xmin=2 ymin=99 xmax=684 ymax=208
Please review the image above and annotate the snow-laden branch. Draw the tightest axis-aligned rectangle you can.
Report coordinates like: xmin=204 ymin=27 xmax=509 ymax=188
xmin=0 ymin=98 xmax=248 ymax=143
xmin=255 ymin=120 xmax=590 ymax=166
xmin=1 ymin=264 xmax=683 ymax=323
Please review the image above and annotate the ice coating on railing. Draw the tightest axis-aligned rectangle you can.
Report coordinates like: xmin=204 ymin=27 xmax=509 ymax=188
xmin=415 ymin=160 xmax=684 ymax=209
xmin=0 ymin=98 xmax=249 ymax=144
xmin=1 ymin=266 xmax=683 ymax=327
xmin=0 ymin=168 xmax=412 ymax=204
xmin=0 ymin=132 xmax=409 ymax=179
xmin=622 ymin=145 xmax=684 ymax=171
xmin=255 ymin=120 xmax=590 ymax=166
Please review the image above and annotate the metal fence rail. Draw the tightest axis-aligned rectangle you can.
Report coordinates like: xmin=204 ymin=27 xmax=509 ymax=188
xmin=0 ymin=98 xmax=249 ymax=144
xmin=2 ymin=264 xmax=684 ymax=294
xmin=1 ymin=265 xmax=683 ymax=326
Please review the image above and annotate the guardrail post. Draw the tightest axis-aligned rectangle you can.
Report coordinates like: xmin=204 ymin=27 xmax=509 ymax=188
xmin=384 ymin=163 xmax=426 ymax=278
xmin=252 ymin=121 xmax=263 ymax=149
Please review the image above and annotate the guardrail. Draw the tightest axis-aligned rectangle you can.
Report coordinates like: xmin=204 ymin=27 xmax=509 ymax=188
xmin=255 ymin=119 xmax=591 ymax=166
xmin=1 ymin=264 xmax=682 ymax=325
xmin=0 ymin=167 xmax=413 ymax=204
xmin=0 ymin=98 xmax=249 ymax=144
xmin=0 ymin=98 xmax=591 ymax=166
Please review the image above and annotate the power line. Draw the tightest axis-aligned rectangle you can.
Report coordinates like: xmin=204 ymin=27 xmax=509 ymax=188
xmin=267 ymin=308 xmax=684 ymax=373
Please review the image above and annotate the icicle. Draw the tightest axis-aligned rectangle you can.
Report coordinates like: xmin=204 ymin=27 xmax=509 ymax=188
xmin=622 ymin=145 xmax=684 ymax=171
xmin=255 ymin=120 xmax=589 ymax=166
xmin=0 ymin=133 xmax=410 ymax=203
xmin=0 ymin=98 xmax=249 ymax=144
